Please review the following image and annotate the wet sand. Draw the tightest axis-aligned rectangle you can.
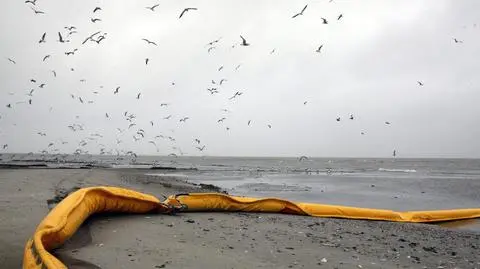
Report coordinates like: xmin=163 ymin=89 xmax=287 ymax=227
xmin=1 ymin=168 xmax=479 ymax=269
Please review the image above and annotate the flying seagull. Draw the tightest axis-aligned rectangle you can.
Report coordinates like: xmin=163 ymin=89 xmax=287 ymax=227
xmin=137 ymin=92 xmax=141 ymax=99
xmin=51 ymin=70 xmax=56 ymax=77
xmin=321 ymin=17 xmax=328 ymax=24
xmin=114 ymin=87 xmax=120 ymax=94
xmin=142 ymin=38 xmax=157 ymax=46
xmin=349 ymin=114 xmax=354 ymax=120
xmin=58 ymin=32 xmax=65 ymax=43
xmin=30 ymin=7 xmax=44 ymax=14
xmin=194 ymin=139 xmax=201 ymax=144
xmin=316 ymin=44 xmax=323 ymax=53
xmin=146 ymin=4 xmax=159 ymax=11
xmin=217 ymin=117 xmax=226 ymax=123
xmin=179 ymin=117 xmax=189 ymax=122
xmin=267 ymin=124 xmax=272 ymax=129
xmin=179 ymin=7 xmax=197 ymax=19
xmin=337 ymin=14 xmax=343 ymax=20
xmin=7 ymin=58 xmax=16 ymax=64
xmin=145 ymin=58 xmax=149 ymax=65
xmin=39 ymin=32 xmax=46 ymax=43
xmin=93 ymin=7 xmax=102 ymax=13
xmin=196 ymin=145 xmax=205 ymax=151
xmin=25 ymin=0 xmax=36 ymax=5
xmin=82 ymin=31 xmax=101 ymax=44
xmin=385 ymin=121 xmax=391 ymax=125
xmin=42 ymin=55 xmax=50 ymax=61
xmin=453 ymin=38 xmax=463 ymax=43
xmin=240 ymin=35 xmax=250 ymax=46
xmin=336 ymin=117 xmax=341 ymax=122
xmin=229 ymin=91 xmax=243 ymax=100
xmin=292 ymin=4 xmax=308 ymax=18
xmin=219 ymin=79 xmax=227 ymax=85
xmin=91 ymin=18 xmax=101 ymax=23
xmin=417 ymin=81 xmax=424 ymax=86
xmin=247 ymin=120 xmax=251 ymax=126
xmin=65 ymin=49 xmax=78 ymax=56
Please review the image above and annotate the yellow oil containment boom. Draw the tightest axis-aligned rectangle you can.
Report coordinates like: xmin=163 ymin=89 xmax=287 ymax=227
xmin=24 ymin=187 xmax=480 ymax=269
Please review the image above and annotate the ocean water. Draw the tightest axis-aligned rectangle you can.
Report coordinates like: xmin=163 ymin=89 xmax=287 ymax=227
xmin=2 ymin=154 xmax=479 ymax=230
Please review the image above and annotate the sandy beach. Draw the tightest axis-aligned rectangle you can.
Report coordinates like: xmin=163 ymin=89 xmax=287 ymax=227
xmin=1 ymin=168 xmax=479 ymax=269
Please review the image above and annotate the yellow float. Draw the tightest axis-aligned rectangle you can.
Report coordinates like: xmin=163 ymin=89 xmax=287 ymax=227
xmin=23 ymin=187 xmax=480 ymax=269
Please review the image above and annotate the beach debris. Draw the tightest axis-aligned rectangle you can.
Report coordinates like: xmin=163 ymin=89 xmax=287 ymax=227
xmin=320 ymin=258 xmax=328 ymax=263
xmin=185 ymin=219 xmax=195 ymax=223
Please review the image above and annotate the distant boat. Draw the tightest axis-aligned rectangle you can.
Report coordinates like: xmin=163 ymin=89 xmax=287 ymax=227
xmin=393 ymin=150 xmax=396 ymax=157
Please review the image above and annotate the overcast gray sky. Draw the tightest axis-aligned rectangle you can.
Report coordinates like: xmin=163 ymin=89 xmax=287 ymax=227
xmin=0 ymin=0 xmax=479 ymax=158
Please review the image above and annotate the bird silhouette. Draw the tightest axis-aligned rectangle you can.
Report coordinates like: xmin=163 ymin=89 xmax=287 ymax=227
xmin=146 ymin=4 xmax=159 ymax=11
xmin=194 ymin=139 xmax=201 ymax=144
xmin=179 ymin=117 xmax=189 ymax=122
xmin=453 ymin=38 xmax=463 ymax=43
xmin=179 ymin=8 xmax=197 ymax=19
xmin=207 ymin=88 xmax=218 ymax=94
xmin=163 ymin=115 xmax=172 ymax=120
xmin=39 ymin=83 xmax=46 ymax=88
xmin=217 ymin=117 xmax=226 ymax=123
xmin=39 ymin=32 xmax=46 ymax=43
xmin=292 ymin=4 xmax=308 ymax=18
xmin=321 ymin=17 xmax=328 ymax=24
xmin=196 ymin=145 xmax=205 ymax=151
xmin=65 ymin=49 xmax=78 ymax=56
xmin=417 ymin=81 xmax=424 ymax=86
xmin=105 ymin=113 xmax=109 ymax=118
xmin=30 ymin=7 xmax=44 ymax=14
xmin=248 ymin=120 xmax=251 ymax=126
xmin=82 ymin=31 xmax=101 ymax=44
xmin=304 ymin=101 xmax=308 ymax=105
xmin=229 ymin=91 xmax=243 ymax=100
xmin=240 ymin=35 xmax=250 ymax=46
xmin=350 ymin=114 xmax=354 ymax=120
xmin=114 ymin=87 xmax=120 ymax=94
xmin=42 ymin=55 xmax=50 ymax=61
xmin=160 ymin=103 xmax=169 ymax=107
xmin=267 ymin=124 xmax=272 ymax=129
xmin=93 ymin=7 xmax=102 ymax=13
xmin=316 ymin=44 xmax=324 ymax=53
xmin=219 ymin=79 xmax=227 ymax=85
xmin=7 ymin=58 xmax=16 ymax=64
xmin=51 ymin=70 xmax=56 ymax=77
xmin=337 ymin=14 xmax=343 ymax=20
xmin=25 ymin=0 xmax=36 ymax=5
xmin=385 ymin=121 xmax=391 ymax=125
xmin=336 ymin=117 xmax=341 ymax=122
xmin=137 ymin=93 xmax=141 ymax=99
xmin=145 ymin=58 xmax=149 ymax=65
xmin=91 ymin=18 xmax=101 ymax=23
xmin=142 ymin=38 xmax=157 ymax=46
xmin=58 ymin=32 xmax=66 ymax=43
xmin=207 ymin=47 xmax=216 ymax=53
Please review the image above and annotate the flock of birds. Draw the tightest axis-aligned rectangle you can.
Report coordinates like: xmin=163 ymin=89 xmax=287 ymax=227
xmin=0 ymin=1 xmax=469 ymax=159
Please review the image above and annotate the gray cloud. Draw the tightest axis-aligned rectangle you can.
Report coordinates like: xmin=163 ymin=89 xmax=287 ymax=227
xmin=0 ymin=0 xmax=479 ymax=158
